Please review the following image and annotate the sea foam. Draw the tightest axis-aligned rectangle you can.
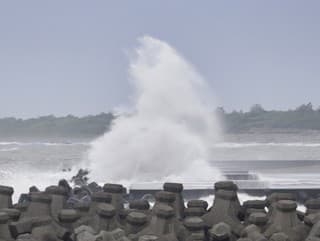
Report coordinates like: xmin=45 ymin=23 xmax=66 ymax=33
xmin=87 ymin=36 xmax=222 ymax=185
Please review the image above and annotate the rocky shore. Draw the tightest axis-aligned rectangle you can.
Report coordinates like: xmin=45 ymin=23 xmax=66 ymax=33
xmin=0 ymin=180 xmax=319 ymax=241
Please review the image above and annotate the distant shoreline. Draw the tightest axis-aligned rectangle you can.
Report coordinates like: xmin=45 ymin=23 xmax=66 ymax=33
xmin=2 ymin=104 xmax=320 ymax=141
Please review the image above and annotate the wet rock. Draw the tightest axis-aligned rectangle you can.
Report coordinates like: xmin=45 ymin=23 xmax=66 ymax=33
xmin=208 ymin=222 xmax=231 ymax=241
xmin=75 ymin=225 xmax=96 ymax=241
xmin=269 ymin=232 xmax=290 ymax=241
xmin=202 ymin=189 xmax=244 ymax=236
xmin=71 ymin=169 xmax=89 ymax=187
xmin=236 ymin=238 xmax=251 ymax=241
xmin=266 ymin=193 xmax=296 ymax=221
xmin=30 ymin=216 xmax=58 ymax=241
xmin=22 ymin=192 xmax=52 ymax=219
xmin=119 ymin=209 xmax=130 ymax=227
xmin=74 ymin=202 xmax=90 ymax=217
xmin=306 ymin=199 xmax=320 ymax=215
xmin=138 ymin=234 xmax=159 ymax=241
xmin=0 ymin=208 xmax=20 ymax=222
xmin=16 ymin=233 xmax=37 ymax=241
xmin=182 ymin=217 xmax=205 ymax=241
xmin=29 ymin=186 xmax=39 ymax=193
xmin=0 ymin=185 xmax=14 ymax=209
xmin=45 ymin=185 xmax=68 ymax=221
xmin=214 ymin=181 xmax=242 ymax=220
xmin=214 ymin=182 xmax=238 ymax=191
xmin=184 ymin=207 xmax=206 ymax=218
xmin=153 ymin=191 xmax=176 ymax=216
xmin=58 ymin=179 xmax=72 ymax=195
xmin=264 ymin=200 xmax=306 ymax=241
xmin=3 ymin=180 xmax=320 ymax=241
xmin=68 ymin=186 xmax=91 ymax=207
xmin=244 ymin=209 xmax=266 ymax=224
xmin=89 ymin=192 xmax=112 ymax=217
xmin=187 ymin=200 xmax=208 ymax=211
xmin=126 ymin=211 xmax=148 ymax=235
xmin=248 ymin=212 xmax=267 ymax=230
xmin=103 ymin=184 xmax=125 ymax=212
xmin=58 ymin=208 xmax=80 ymax=239
xmin=243 ymin=200 xmax=266 ymax=222
xmin=0 ymin=211 xmax=14 ymax=240
xmin=9 ymin=218 xmax=33 ymax=239
xmin=135 ymin=203 xmax=180 ymax=240
xmin=17 ymin=194 xmax=30 ymax=206
xmin=304 ymin=213 xmax=320 ymax=227
xmin=163 ymin=183 xmax=185 ymax=220
xmin=241 ymin=224 xmax=267 ymax=241
xmin=88 ymin=182 xmax=103 ymax=193
xmin=130 ymin=200 xmax=151 ymax=211
xmin=306 ymin=218 xmax=320 ymax=241
xmin=99 ymin=228 xmax=131 ymax=241
xmin=90 ymin=203 xmax=119 ymax=233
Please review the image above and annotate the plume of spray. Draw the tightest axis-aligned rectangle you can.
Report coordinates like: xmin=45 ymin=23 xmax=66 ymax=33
xmin=86 ymin=36 xmax=222 ymax=185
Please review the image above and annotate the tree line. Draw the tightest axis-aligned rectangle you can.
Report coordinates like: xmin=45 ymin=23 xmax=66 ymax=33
xmin=1 ymin=103 xmax=320 ymax=139
xmin=217 ymin=103 xmax=320 ymax=132
xmin=0 ymin=113 xmax=114 ymax=140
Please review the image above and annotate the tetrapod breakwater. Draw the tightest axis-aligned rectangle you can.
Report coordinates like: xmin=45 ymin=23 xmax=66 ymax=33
xmin=0 ymin=180 xmax=320 ymax=241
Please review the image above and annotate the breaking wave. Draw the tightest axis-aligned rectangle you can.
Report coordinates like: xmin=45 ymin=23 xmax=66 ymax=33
xmin=213 ymin=142 xmax=320 ymax=148
xmin=87 ymin=36 xmax=222 ymax=185
xmin=0 ymin=141 xmax=88 ymax=146
xmin=0 ymin=147 xmax=19 ymax=152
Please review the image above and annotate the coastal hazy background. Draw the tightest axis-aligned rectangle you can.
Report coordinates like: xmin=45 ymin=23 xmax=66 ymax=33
xmin=1 ymin=1 xmax=320 ymax=118
xmin=0 ymin=1 xmax=320 ymax=198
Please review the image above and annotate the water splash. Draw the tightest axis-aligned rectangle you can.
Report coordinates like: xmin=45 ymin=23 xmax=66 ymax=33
xmin=87 ymin=36 xmax=222 ymax=185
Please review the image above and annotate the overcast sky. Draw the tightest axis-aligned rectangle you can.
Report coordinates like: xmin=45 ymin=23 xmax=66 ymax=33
xmin=0 ymin=1 xmax=319 ymax=118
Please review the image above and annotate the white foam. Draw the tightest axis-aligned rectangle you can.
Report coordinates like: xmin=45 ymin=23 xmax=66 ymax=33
xmin=213 ymin=142 xmax=320 ymax=148
xmin=0 ymin=168 xmax=74 ymax=202
xmin=86 ymin=36 xmax=222 ymax=184
xmin=0 ymin=147 xmax=19 ymax=152
xmin=0 ymin=141 xmax=88 ymax=146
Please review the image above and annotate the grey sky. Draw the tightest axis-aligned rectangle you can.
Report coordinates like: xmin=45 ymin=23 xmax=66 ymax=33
xmin=0 ymin=1 xmax=319 ymax=118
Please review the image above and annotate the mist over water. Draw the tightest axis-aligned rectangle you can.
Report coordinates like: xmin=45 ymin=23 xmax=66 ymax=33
xmin=87 ymin=36 xmax=222 ymax=184
xmin=4 ymin=36 xmax=319 ymax=201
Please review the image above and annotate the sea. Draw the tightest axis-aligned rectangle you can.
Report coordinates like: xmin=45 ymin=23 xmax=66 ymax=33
xmin=1 ymin=131 xmax=320 ymax=201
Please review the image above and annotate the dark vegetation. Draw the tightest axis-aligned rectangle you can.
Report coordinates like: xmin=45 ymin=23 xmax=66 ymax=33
xmin=217 ymin=103 xmax=320 ymax=133
xmin=1 ymin=103 xmax=320 ymax=139
xmin=0 ymin=113 xmax=114 ymax=139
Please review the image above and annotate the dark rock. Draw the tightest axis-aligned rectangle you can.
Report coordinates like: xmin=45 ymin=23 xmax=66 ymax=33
xmin=126 ymin=211 xmax=148 ymax=235
xmin=184 ymin=207 xmax=206 ymax=218
xmin=242 ymin=224 xmax=267 ymax=241
xmin=29 ymin=186 xmax=39 ymax=193
xmin=104 ymin=183 xmax=125 ymax=212
xmin=270 ymin=232 xmax=290 ymax=241
xmin=0 ymin=211 xmax=13 ymax=240
xmin=45 ymin=185 xmax=68 ymax=222
xmin=202 ymin=189 xmax=244 ymax=236
xmin=248 ymin=212 xmax=267 ymax=229
xmin=163 ymin=183 xmax=185 ymax=220
xmin=209 ymin=222 xmax=231 ymax=241
xmin=0 ymin=185 xmax=14 ymax=209
xmin=22 ymin=192 xmax=52 ymax=219
xmin=31 ymin=217 xmax=58 ymax=241
xmin=153 ymin=191 xmax=176 ymax=216
xmin=187 ymin=200 xmax=208 ymax=210
xmin=130 ymin=200 xmax=151 ymax=211
xmin=0 ymin=208 xmax=20 ymax=222
xmin=90 ymin=203 xmax=119 ymax=233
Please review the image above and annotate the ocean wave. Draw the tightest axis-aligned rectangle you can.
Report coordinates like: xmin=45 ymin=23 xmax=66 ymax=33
xmin=0 ymin=147 xmax=19 ymax=152
xmin=213 ymin=142 xmax=320 ymax=148
xmin=0 ymin=141 xmax=89 ymax=146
